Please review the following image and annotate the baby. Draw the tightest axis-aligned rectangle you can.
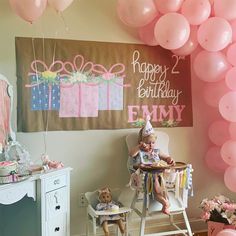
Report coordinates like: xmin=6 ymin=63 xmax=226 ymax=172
xmin=129 ymin=116 xmax=174 ymax=214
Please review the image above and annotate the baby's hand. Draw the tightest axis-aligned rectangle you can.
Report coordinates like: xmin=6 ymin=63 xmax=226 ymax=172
xmin=165 ymin=157 xmax=175 ymax=165
xmin=139 ymin=142 xmax=150 ymax=152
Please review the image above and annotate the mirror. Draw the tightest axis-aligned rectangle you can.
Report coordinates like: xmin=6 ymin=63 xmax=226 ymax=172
xmin=0 ymin=74 xmax=31 ymax=174
xmin=0 ymin=74 xmax=15 ymax=157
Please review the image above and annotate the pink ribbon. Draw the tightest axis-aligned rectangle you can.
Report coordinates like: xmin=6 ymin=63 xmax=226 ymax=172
xmin=93 ymin=63 xmax=130 ymax=110
xmin=26 ymin=60 xmax=64 ymax=110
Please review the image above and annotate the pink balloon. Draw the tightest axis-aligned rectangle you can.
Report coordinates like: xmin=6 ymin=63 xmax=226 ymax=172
xmin=48 ymin=0 xmax=74 ymax=12
xmin=171 ymin=26 xmax=198 ymax=56
xmin=214 ymin=0 xmax=236 ymax=21
xmin=224 ymin=166 xmax=236 ymax=192
xmin=217 ymin=229 xmax=236 ymax=236
xmin=154 ymin=0 xmax=184 ymax=14
xmin=181 ymin=0 xmax=211 ymax=25
xmin=197 ymin=17 xmax=232 ymax=52
xmin=208 ymin=120 xmax=230 ymax=146
xmin=219 ymin=92 xmax=236 ymax=122
xmin=203 ymin=80 xmax=229 ymax=107
xmin=221 ymin=140 xmax=236 ymax=166
xmin=225 ymin=67 xmax=236 ymax=90
xmin=231 ymin=20 xmax=236 ymax=42
xmin=138 ymin=17 xmax=159 ymax=46
xmin=193 ymin=50 xmax=230 ymax=82
xmin=117 ymin=0 xmax=158 ymax=28
xmin=154 ymin=13 xmax=190 ymax=50
xmin=9 ymin=0 xmax=47 ymax=23
xmin=205 ymin=146 xmax=228 ymax=173
xmin=227 ymin=43 xmax=236 ymax=66
xmin=229 ymin=122 xmax=236 ymax=139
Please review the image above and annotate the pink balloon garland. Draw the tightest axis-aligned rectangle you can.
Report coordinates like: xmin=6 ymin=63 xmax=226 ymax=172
xmin=116 ymin=0 xmax=236 ymax=192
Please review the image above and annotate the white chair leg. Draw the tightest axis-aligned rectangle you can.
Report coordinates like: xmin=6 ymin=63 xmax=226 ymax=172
xmin=92 ymin=217 xmax=97 ymax=235
xmin=125 ymin=213 xmax=129 ymax=236
xmin=86 ymin=218 xmax=89 ymax=236
xmin=139 ymin=193 xmax=147 ymax=236
xmin=183 ymin=210 xmax=193 ymax=236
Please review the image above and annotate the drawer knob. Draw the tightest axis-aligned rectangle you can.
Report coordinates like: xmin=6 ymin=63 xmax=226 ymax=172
xmin=55 ymin=205 xmax=61 ymax=210
xmin=54 ymin=179 xmax=60 ymax=185
xmin=54 ymin=227 xmax=60 ymax=232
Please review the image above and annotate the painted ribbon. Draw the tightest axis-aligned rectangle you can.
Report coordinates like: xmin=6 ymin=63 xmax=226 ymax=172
xmin=93 ymin=63 xmax=130 ymax=110
xmin=26 ymin=60 xmax=64 ymax=110
xmin=62 ymin=54 xmax=94 ymax=85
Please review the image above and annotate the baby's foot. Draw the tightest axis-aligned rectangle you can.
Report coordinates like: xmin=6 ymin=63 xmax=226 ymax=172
xmin=162 ymin=201 xmax=170 ymax=215
xmin=162 ymin=205 xmax=170 ymax=215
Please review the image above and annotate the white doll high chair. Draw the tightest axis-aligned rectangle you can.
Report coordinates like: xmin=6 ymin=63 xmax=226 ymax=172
xmin=85 ymin=188 xmax=132 ymax=236
xmin=126 ymin=131 xmax=193 ymax=236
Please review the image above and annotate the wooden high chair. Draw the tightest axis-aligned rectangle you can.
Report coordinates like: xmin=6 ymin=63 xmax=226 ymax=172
xmin=126 ymin=131 xmax=193 ymax=236
xmin=85 ymin=188 xmax=132 ymax=236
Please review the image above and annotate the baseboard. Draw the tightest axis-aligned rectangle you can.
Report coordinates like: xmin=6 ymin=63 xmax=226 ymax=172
xmin=73 ymin=216 xmax=207 ymax=236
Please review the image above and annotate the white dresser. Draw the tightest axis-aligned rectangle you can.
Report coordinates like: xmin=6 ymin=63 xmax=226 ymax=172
xmin=0 ymin=167 xmax=72 ymax=236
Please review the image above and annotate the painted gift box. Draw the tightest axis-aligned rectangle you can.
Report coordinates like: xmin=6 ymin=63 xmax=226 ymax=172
xmin=208 ymin=221 xmax=236 ymax=236
xmin=59 ymin=56 xmax=99 ymax=118
xmin=26 ymin=60 xmax=63 ymax=111
xmin=93 ymin=63 xmax=130 ymax=111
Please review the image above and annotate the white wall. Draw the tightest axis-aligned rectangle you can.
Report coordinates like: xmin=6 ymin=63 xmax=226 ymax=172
xmin=0 ymin=0 xmax=234 ymax=235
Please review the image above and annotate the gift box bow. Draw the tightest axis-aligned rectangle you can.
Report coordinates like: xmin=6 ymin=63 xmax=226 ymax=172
xmin=62 ymin=54 xmax=95 ymax=86
xmin=27 ymin=60 xmax=64 ymax=86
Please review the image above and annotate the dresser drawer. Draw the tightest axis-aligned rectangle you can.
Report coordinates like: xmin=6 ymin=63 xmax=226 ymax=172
xmin=46 ymin=214 xmax=66 ymax=236
xmin=45 ymin=174 xmax=67 ymax=192
xmin=46 ymin=187 xmax=67 ymax=220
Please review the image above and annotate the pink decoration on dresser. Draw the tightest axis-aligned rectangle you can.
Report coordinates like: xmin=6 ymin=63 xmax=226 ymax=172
xmin=59 ymin=55 xmax=98 ymax=117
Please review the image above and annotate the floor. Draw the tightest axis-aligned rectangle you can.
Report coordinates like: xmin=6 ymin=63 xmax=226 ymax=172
xmin=194 ymin=233 xmax=207 ymax=236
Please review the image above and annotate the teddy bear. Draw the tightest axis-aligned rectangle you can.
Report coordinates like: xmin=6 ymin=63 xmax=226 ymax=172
xmin=96 ymin=187 xmax=125 ymax=236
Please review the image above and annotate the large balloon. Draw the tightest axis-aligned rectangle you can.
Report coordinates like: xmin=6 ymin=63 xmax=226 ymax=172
xmin=154 ymin=0 xmax=184 ymax=14
xmin=217 ymin=229 xmax=236 ymax=236
xmin=225 ymin=67 xmax=236 ymax=90
xmin=9 ymin=0 xmax=47 ymax=23
xmin=214 ymin=0 xmax=236 ymax=21
xmin=193 ymin=50 xmax=230 ymax=82
xmin=154 ymin=13 xmax=190 ymax=50
xmin=138 ymin=17 xmax=159 ymax=46
xmin=117 ymin=0 xmax=158 ymax=28
xmin=181 ymin=0 xmax=211 ymax=25
xmin=205 ymin=146 xmax=228 ymax=173
xmin=224 ymin=166 xmax=236 ymax=192
xmin=229 ymin=122 xmax=236 ymax=140
xmin=219 ymin=92 xmax=236 ymax=122
xmin=203 ymin=80 xmax=229 ymax=107
xmin=197 ymin=17 xmax=232 ymax=52
xmin=221 ymin=140 xmax=236 ymax=166
xmin=227 ymin=43 xmax=236 ymax=66
xmin=231 ymin=20 xmax=236 ymax=42
xmin=208 ymin=120 xmax=230 ymax=146
xmin=48 ymin=0 xmax=74 ymax=12
xmin=171 ymin=26 xmax=198 ymax=56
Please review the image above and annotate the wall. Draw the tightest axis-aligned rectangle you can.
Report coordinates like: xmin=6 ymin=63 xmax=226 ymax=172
xmin=0 ymin=0 xmax=234 ymax=235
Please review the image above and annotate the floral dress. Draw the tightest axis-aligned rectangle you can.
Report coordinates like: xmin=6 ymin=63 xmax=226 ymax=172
xmin=96 ymin=201 xmax=121 ymax=225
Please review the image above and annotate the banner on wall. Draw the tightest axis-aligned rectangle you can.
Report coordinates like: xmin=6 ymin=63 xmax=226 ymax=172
xmin=15 ymin=37 xmax=192 ymax=132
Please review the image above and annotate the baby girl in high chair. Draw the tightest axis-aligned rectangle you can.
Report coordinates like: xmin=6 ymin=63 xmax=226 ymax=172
xmin=129 ymin=116 xmax=175 ymax=214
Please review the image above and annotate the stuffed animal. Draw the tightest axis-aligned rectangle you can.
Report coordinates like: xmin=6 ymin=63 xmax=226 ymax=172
xmin=96 ymin=187 xmax=125 ymax=236
xmin=41 ymin=154 xmax=64 ymax=170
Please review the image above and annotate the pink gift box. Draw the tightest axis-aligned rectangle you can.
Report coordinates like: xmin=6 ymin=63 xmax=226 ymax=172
xmin=59 ymin=55 xmax=99 ymax=118
xmin=208 ymin=221 xmax=236 ymax=236
xmin=59 ymin=82 xmax=98 ymax=118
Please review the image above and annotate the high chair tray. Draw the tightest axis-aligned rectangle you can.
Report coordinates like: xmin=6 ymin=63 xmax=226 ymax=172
xmin=134 ymin=161 xmax=187 ymax=171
